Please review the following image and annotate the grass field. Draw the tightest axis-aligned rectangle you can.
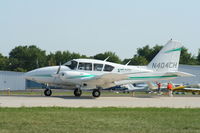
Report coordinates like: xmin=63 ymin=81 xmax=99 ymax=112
xmin=0 ymin=107 xmax=200 ymax=133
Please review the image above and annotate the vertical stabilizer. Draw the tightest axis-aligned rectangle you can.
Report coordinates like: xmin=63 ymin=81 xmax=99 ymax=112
xmin=147 ymin=39 xmax=182 ymax=72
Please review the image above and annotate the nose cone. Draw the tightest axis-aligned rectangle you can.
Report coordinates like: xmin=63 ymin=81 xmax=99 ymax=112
xmin=24 ymin=66 xmax=70 ymax=82
xmin=24 ymin=70 xmax=37 ymax=80
xmin=24 ymin=67 xmax=52 ymax=83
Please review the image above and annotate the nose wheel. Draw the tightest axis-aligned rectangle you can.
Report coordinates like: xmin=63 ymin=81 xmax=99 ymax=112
xmin=92 ymin=89 xmax=101 ymax=97
xmin=44 ymin=89 xmax=52 ymax=96
xmin=74 ymin=88 xmax=82 ymax=97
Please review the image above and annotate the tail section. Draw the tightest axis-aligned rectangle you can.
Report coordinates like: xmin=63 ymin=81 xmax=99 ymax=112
xmin=147 ymin=39 xmax=182 ymax=72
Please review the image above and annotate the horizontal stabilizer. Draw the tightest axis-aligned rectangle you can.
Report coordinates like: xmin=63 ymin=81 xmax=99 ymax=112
xmin=167 ymin=71 xmax=195 ymax=77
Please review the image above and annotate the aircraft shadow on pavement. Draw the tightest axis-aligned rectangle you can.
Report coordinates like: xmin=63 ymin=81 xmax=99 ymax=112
xmin=52 ymin=95 xmax=94 ymax=99
xmin=52 ymin=95 xmax=158 ymax=99
xmin=133 ymin=95 xmax=158 ymax=98
xmin=0 ymin=95 xmax=94 ymax=99
xmin=0 ymin=94 xmax=166 ymax=99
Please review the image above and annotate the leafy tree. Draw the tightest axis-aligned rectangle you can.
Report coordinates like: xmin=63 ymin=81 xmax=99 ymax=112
xmin=9 ymin=45 xmax=47 ymax=71
xmin=70 ymin=52 xmax=87 ymax=60
xmin=151 ymin=45 xmax=163 ymax=60
xmin=14 ymin=67 xmax=27 ymax=72
xmin=179 ymin=47 xmax=197 ymax=65
xmin=136 ymin=45 xmax=198 ymax=65
xmin=2 ymin=43 xmax=199 ymax=73
xmin=123 ymin=56 xmax=148 ymax=65
xmin=47 ymin=53 xmax=56 ymax=66
xmin=54 ymin=51 xmax=71 ymax=65
xmin=136 ymin=45 xmax=163 ymax=63
xmin=137 ymin=45 xmax=152 ymax=62
xmin=179 ymin=47 xmax=191 ymax=64
xmin=188 ymin=56 xmax=199 ymax=65
xmin=93 ymin=51 xmax=122 ymax=64
xmin=131 ymin=56 xmax=148 ymax=65
xmin=46 ymin=51 xmax=88 ymax=66
xmin=197 ymin=49 xmax=200 ymax=65
xmin=0 ymin=53 xmax=9 ymax=70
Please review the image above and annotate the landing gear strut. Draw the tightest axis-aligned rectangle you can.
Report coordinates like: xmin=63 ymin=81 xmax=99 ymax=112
xmin=74 ymin=88 xmax=82 ymax=97
xmin=92 ymin=89 xmax=101 ymax=97
xmin=44 ymin=89 xmax=52 ymax=96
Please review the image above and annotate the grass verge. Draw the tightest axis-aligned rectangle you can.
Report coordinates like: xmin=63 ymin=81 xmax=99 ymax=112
xmin=0 ymin=107 xmax=200 ymax=133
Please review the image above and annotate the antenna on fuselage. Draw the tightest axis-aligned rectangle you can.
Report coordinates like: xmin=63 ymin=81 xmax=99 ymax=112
xmin=125 ymin=60 xmax=131 ymax=66
xmin=104 ymin=56 xmax=110 ymax=61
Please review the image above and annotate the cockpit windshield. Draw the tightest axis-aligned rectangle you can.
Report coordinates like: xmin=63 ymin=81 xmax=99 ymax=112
xmin=64 ymin=60 xmax=78 ymax=70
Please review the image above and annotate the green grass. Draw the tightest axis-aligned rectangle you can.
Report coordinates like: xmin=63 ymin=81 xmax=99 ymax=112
xmin=0 ymin=107 xmax=200 ymax=133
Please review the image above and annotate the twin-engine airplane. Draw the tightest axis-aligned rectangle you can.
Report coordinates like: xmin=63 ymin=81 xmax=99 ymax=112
xmin=25 ymin=40 xmax=193 ymax=97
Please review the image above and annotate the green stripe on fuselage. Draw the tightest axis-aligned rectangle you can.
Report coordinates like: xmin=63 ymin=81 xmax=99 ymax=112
xmin=68 ymin=75 xmax=96 ymax=79
xmin=128 ymin=75 xmax=178 ymax=80
xmin=165 ymin=47 xmax=182 ymax=53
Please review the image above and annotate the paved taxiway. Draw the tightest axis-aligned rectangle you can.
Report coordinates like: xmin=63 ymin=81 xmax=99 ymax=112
xmin=1 ymin=95 xmax=200 ymax=108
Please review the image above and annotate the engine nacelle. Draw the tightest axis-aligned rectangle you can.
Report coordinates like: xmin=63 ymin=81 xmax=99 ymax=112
xmin=58 ymin=71 xmax=94 ymax=83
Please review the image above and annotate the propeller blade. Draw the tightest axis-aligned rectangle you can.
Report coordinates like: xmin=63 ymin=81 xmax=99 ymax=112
xmin=56 ymin=63 xmax=61 ymax=74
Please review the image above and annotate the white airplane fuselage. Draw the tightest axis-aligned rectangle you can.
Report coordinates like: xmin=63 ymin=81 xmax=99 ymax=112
xmin=25 ymin=59 xmax=178 ymax=89
xmin=24 ymin=40 xmax=193 ymax=97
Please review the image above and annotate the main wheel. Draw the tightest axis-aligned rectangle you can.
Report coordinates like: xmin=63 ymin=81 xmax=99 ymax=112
xmin=44 ymin=89 xmax=52 ymax=96
xmin=92 ymin=89 xmax=101 ymax=97
xmin=74 ymin=88 xmax=82 ymax=97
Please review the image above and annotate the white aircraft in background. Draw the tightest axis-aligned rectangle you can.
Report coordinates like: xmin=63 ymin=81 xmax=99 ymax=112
xmin=120 ymin=83 xmax=149 ymax=92
xmin=25 ymin=39 xmax=193 ymax=97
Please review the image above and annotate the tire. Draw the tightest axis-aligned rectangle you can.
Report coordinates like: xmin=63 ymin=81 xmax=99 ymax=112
xmin=44 ymin=89 xmax=52 ymax=96
xmin=74 ymin=88 xmax=82 ymax=97
xmin=92 ymin=89 xmax=101 ymax=97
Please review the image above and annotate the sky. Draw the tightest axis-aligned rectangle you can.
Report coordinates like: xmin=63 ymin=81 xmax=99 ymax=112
xmin=0 ymin=0 xmax=200 ymax=59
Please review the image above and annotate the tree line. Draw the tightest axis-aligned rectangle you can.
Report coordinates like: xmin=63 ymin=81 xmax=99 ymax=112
xmin=0 ymin=45 xmax=200 ymax=72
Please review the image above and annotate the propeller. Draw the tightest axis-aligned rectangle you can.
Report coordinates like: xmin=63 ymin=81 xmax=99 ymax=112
xmin=52 ymin=62 xmax=62 ymax=79
xmin=56 ymin=62 xmax=61 ymax=74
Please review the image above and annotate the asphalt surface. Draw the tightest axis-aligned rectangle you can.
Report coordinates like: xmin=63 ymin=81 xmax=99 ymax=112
xmin=1 ymin=95 xmax=200 ymax=108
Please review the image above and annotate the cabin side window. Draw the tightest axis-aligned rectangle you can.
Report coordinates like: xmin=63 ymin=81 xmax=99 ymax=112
xmin=78 ymin=62 xmax=92 ymax=71
xmin=65 ymin=61 xmax=78 ymax=70
xmin=94 ymin=64 xmax=103 ymax=71
xmin=103 ymin=64 xmax=114 ymax=72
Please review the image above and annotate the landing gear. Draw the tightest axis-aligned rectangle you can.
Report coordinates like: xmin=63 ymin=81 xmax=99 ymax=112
xmin=92 ymin=89 xmax=101 ymax=97
xmin=44 ymin=89 xmax=52 ymax=96
xmin=74 ymin=88 xmax=82 ymax=97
